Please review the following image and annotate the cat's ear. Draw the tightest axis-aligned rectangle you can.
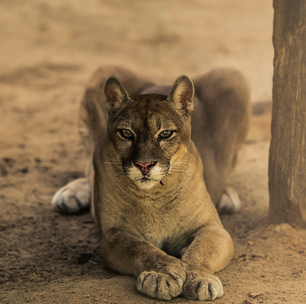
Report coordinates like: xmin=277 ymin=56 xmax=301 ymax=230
xmin=168 ymin=75 xmax=194 ymax=117
xmin=104 ymin=77 xmax=130 ymax=115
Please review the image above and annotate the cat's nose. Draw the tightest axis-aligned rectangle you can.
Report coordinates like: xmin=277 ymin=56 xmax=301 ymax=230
xmin=134 ymin=161 xmax=157 ymax=176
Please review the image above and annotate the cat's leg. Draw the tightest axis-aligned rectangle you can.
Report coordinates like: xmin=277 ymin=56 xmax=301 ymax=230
xmin=193 ymin=68 xmax=251 ymax=213
xmin=181 ymin=223 xmax=234 ymax=300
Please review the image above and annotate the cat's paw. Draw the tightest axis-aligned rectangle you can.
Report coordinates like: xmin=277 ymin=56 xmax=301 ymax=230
xmin=184 ymin=272 xmax=223 ymax=301
xmin=51 ymin=178 xmax=90 ymax=213
xmin=136 ymin=265 xmax=186 ymax=300
xmin=217 ymin=186 xmax=240 ymax=214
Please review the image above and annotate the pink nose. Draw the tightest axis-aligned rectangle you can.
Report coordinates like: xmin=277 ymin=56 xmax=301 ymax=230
xmin=134 ymin=161 xmax=157 ymax=175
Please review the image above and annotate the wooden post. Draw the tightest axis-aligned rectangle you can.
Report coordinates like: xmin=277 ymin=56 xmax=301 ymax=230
xmin=269 ymin=1 xmax=306 ymax=227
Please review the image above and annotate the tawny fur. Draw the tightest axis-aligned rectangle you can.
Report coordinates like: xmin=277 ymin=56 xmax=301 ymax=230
xmin=80 ymin=66 xmax=249 ymax=300
xmin=53 ymin=65 xmax=264 ymax=301
xmin=79 ymin=66 xmax=251 ymax=209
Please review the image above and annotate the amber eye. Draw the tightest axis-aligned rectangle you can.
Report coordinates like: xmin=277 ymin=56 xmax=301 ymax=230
xmin=158 ymin=130 xmax=175 ymax=140
xmin=119 ymin=129 xmax=134 ymax=140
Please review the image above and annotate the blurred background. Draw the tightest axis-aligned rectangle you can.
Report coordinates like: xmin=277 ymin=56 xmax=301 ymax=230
xmin=0 ymin=0 xmax=273 ymax=101
xmin=6 ymin=2 xmax=304 ymax=304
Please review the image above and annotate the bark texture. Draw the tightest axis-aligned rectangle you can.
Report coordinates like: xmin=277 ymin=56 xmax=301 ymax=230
xmin=269 ymin=1 xmax=306 ymax=227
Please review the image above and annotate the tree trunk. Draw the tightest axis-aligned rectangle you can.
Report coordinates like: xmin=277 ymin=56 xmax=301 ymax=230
xmin=269 ymin=0 xmax=306 ymax=227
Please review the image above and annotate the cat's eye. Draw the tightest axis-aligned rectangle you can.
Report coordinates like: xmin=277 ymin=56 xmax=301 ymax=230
xmin=119 ymin=129 xmax=133 ymax=139
xmin=158 ymin=130 xmax=175 ymax=140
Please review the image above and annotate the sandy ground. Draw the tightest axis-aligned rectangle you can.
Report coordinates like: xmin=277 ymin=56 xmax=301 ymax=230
xmin=1 ymin=0 xmax=306 ymax=303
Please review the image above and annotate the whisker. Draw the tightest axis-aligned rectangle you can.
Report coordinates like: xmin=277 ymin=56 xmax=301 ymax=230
xmin=185 ymin=150 xmax=197 ymax=162
xmin=171 ymin=170 xmax=187 ymax=173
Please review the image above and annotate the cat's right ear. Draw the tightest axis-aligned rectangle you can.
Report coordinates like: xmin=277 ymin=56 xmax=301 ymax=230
xmin=167 ymin=75 xmax=194 ymax=117
xmin=104 ymin=77 xmax=130 ymax=115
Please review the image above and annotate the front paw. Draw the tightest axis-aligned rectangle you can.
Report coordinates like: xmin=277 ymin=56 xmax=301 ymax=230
xmin=136 ymin=266 xmax=186 ymax=300
xmin=183 ymin=273 xmax=223 ymax=301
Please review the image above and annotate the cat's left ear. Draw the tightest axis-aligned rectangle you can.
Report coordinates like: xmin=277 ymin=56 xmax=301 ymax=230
xmin=104 ymin=77 xmax=130 ymax=116
xmin=168 ymin=75 xmax=194 ymax=117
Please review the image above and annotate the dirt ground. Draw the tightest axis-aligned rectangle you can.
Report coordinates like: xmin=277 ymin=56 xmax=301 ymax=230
xmin=1 ymin=0 xmax=306 ymax=303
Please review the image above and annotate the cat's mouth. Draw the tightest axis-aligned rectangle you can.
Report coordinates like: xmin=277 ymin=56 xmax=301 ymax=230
xmin=138 ymin=177 xmax=159 ymax=183
xmin=134 ymin=172 xmax=167 ymax=185
xmin=125 ymin=164 xmax=168 ymax=190
xmin=134 ymin=176 xmax=158 ymax=183
xmin=131 ymin=176 xmax=163 ymax=190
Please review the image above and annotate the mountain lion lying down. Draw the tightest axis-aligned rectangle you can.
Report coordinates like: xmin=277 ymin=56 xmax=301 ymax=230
xmin=52 ymin=66 xmax=250 ymax=301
